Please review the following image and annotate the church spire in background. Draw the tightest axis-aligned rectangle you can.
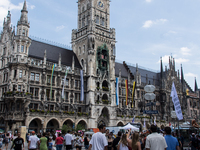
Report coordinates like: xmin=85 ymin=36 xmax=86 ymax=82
xmin=194 ymin=77 xmax=198 ymax=92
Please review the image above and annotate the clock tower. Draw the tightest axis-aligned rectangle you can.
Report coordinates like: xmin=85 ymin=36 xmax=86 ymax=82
xmin=72 ymin=0 xmax=116 ymax=127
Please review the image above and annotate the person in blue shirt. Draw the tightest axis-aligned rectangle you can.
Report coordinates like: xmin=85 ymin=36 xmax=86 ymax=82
xmin=164 ymin=127 xmax=180 ymax=150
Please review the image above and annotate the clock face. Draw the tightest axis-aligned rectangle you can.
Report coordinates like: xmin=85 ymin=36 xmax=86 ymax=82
xmin=98 ymin=1 xmax=104 ymax=8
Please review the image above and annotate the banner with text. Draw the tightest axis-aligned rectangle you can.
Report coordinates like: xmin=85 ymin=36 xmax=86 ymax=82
xmin=170 ymin=82 xmax=183 ymax=120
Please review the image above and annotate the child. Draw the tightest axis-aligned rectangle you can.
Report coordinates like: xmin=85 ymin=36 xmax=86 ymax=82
xmin=48 ymin=138 xmax=53 ymax=150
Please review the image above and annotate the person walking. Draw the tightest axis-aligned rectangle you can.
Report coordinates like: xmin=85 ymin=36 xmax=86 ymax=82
xmin=28 ymin=131 xmax=40 ymax=150
xmin=88 ymin=124 xmax=108 ymax=150
xmin=126 ymin=130 xmax=141 ymax=150
xmin=145 ymin=125 xmax=167 ymax=150
xmin=74 ymin=133 xmax=83 ymax=150
xmin=189 ymin=133 xmax=198 ymax=150
xmin=84 ymin=134 xmax=90 ymax=150
xmin=39 ymin=132 xmax=48 ymax=150
xmin=64 ymin=130 xmax=73 ymax=150
xmin=117 ymin=134 xmax=128 ymax=150
xmin=164 ymin=127 xmax=179 ymax=150
xmin=55 ymin=133 xmax=64 ymax=150
xmin=112 ymin=131 xmax=121 ymax=150
xmin=10 ymin=132 xmax=24 ymax=150
xmin=3 ymin=133 xmax=10 ymax=150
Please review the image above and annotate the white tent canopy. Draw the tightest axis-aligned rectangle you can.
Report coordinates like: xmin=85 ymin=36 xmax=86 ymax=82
xmin=120 ymin=123 xmax=139 ymax=132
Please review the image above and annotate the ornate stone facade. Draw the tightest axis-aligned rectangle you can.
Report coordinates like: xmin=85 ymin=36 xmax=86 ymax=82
xmin=0 ymin=0 xmax=196 ymax=133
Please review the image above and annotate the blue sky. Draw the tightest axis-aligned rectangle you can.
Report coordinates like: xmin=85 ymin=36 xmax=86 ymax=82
xmin=1 ymin=0 xmax=200 ymax=90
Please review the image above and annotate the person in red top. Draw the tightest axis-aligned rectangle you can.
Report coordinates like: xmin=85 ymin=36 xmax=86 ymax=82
xmin=55 ymin=133 xmax=64 ymax=150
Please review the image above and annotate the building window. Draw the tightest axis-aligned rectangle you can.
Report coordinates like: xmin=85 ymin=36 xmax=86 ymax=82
xmin=18 ymin=85 xmax=21 ymax=91
xmin=19 ymin=70 xmax=22 ymax=78
xmin=22 ymin=29 xmax=25 ymax=36
xmin=65 ymin=92 xmax=68 ymax=101
xmin=82 ymin=18 xmax=85 ymax=27
xmin=17 ymin=45 xmax=20 ymax=52
xmin=21 ymin=45 xmax=24 ymax=52
xmin=52 ymin=90 xmax=54 ymax=99
xmin=75 ymin=80 xmax=79 ymax=89
xmin=30 ymin=87 xmax=34 ymax=95
xmin=35 ymin=73 xmax=40 ymax=82
xmin=79 ymin=47 xmax=81 ymax=55
xmin=34 ymin=104 xmax=38 ymax=110
xmin=101 ymin=18 xmax=105 ymax=26
xmin=35 ymin=88 xmax=39 ymax=97
xmin=30 ymin=73 xmax=35 ymax=81
xmin=47 ymin=75 xmax=51 ymax=84
xmin=14 ymin=70 xmax=17 ymax=78
xmin=16 ymin=103 xmax=20 ymax=111
xmin=96 ymin=16 xmax=99 ymax=24
xmin=137 ymin=91 xmax=140 ymax=99
xmin=50 ymin=105 xmax=54 ymax=110
xmin=83 ymin=45 xmax=85 ymax=53
xmin=3 ymin=48 xmax=6 ymax=55
xmin=46 ymin=89 xmax=50 ymax=99
xmin=78 ymin=107 xmax=82 ymax=112
xmin=64 ymin=106 xmax=68 ymax=111
xmin=29 ymin=103 xmax=33 ymax=109
xmin=25 ymin=45 xmax=27 ymax=53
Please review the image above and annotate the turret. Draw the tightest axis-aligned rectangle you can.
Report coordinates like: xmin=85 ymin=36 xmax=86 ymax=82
xmin=7 ymin=11 xmax=11 ymax=27
xmin=14 ymin=0 xmax=31 ymax=59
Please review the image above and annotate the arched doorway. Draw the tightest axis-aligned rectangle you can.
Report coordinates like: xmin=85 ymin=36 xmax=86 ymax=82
xmin=77 ymin=120 xmax=87 ymax=130
xmin=117 ymin=122 xmax=124 ymax=126
xmin=97 ymin=107 xmax=109 ymax=127
xmin=46 ymin=119 xmax=59 ymax=133
xmin=29 ymin=118 xmax=42 ymax=133
xmin=63 ymin=119 xmax=73 ymax=129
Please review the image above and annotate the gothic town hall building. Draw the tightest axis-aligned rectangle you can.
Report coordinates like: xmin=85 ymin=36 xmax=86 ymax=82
xmin=0 ymin=0 xmax=198 ymax=133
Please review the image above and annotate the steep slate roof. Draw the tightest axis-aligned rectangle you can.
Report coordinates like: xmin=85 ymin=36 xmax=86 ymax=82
xmin=127 ymin=65 xmax=160 ymax=86
xmin=29 ymin=40 xmax=82 ymax=69
xmin=115 ymin=62 xmax=160 ymax=86
xmin=115 ymin=62 xmax=129 ymax=78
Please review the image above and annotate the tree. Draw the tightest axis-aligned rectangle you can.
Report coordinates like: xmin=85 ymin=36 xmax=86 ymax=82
xmin=62 ymin=124 xmax=72 ymax=134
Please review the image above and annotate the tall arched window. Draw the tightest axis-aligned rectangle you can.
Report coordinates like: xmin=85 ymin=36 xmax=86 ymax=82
xmin=96 ymin=16 xmax=99 ymax=24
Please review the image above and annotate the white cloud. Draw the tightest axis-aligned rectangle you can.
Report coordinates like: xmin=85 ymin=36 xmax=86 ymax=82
xmin=185 ymin=72 xmax=197 ymax=78
xmin=0 ymin=0 xmax=35 ymax=27
xmin=158 ymin=55 xmax=189 ymax=64
xmin=174 ymin=58 xmax=189 ymax=63
xmin=56 ymin=25 xmax=65 ymax=31
xmin=142 ymin=19 xmax=168 ymax=28
xmin=143 ymin=20 xmax=153 ymax=28
xmin=180 ymin=47 xmax=191 ymax=56
xmin=146 ymin=0 xmax=152 ymax=2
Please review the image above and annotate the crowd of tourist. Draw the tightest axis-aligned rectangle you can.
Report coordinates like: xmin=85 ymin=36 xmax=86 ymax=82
xmin=0 ymin=124 xmax=199 ymax=150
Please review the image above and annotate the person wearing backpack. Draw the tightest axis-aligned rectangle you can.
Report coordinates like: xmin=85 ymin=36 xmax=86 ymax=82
xmin=189 ymin=133 xmax=198 ymax=150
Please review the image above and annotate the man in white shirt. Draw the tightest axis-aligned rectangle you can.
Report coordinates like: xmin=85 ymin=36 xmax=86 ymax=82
xmin=145 ymin=124 xmax=167 ymax=150
xmin=88 ymin=124 xmax=108 ymax=150
xmin=64 ymin=130 xmax=73 ymax=150
xmin=28 ymin=131 xmax=39 ymax=150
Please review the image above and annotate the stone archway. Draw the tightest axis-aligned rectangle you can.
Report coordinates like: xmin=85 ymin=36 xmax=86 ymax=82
xmin=29 ymin=118 xmax=42 ymax=133
xmin=77 ymin=120 xmax=87 ymax=130
xmin=63 ymin=119 xmax=74 ymax=129
xmin=97 ymin=107 xmax=109 ymax=127
xmin=46 ymin=119 xmax=59 ymax=133
xmin=117 ymin=122 xmax=124 ymax=126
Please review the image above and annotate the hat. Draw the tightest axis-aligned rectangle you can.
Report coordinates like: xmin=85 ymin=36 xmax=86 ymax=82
xmin=31 ymin=131 xmax=35 ymax=134
xmin=192 ymin=133 xmax=195 ymax=135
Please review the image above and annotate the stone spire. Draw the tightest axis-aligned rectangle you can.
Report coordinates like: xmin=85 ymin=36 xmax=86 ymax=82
xmin=7 ymin=11 xmax=11 ymax=26
xmin=194 ymin=77 xmax=198 ymax=92
xmin=18 ymin=0 xmax=29 ymax=27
